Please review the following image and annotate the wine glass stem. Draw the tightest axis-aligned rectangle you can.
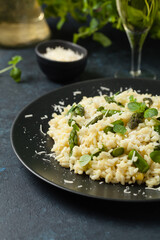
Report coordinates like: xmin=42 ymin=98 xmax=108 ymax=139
xmin=126 ymin=29 xmax=149 ymax=78
xmin=130 ymin=45 xmax=142 ymax=77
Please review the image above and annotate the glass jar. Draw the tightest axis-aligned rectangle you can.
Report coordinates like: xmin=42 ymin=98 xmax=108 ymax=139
xmin=0 ymin=0 xmax=51 ymax=47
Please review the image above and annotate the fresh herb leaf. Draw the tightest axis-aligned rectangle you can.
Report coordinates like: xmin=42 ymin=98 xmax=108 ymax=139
xmin=57 ymin=17 xmax=66 ymax=30
xmin=112 ymin=120 xmax=124 ymax=126
xmin=113 ymin=124 xmax=127 ymax=135
xmin=144 ymin=108 xmax=158 ymax=118
xmin=8 ymin=56 xmax=22 ymax=65
xmin=128 ymin=102 xmax=141 ymax=112
xmin=93 ymin=32 xmax=112 ymax=47
xmin=0 ymin=55 xmax=22 ymax=83
xmin=128 ymin=102 xmax=146 ymax=112
xmin=38 ymin=0 xmax=160 ymax=45
xmin=10 ymin=67 xmax=21 ymax=83
xmin=104 ymin=120 xmax=126 ymax=135
xmin=129 ymin=95 xmax=137 ymax=102
xmin=79 ymin=154 xmax=91 ymax=167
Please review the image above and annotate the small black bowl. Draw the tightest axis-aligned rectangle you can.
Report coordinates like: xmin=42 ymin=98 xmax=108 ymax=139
xmin=35 ymin=40 xmax=88 ymax=83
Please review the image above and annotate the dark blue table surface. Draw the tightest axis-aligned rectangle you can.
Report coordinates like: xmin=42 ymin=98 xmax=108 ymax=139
xmin=1 ymin=19 xmax=160 ymax=240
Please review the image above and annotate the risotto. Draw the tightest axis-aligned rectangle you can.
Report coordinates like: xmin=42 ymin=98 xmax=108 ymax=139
xmin=47 ymin=89 xmax=160 ymax=187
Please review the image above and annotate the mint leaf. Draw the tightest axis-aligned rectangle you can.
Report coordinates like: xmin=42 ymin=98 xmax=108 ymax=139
xmin=128 ymin=102 xmax=141 ymax=111
xmin=113 ymin=124 xmax=127 ymax=135
xmin=129 ymin=95 xmax=137 ymax=102
xmin=128 ymin=102 xmax=146 ymax=112
xmin=144 ymin=108 xmax=158 ymax=118
xmin=112 ymin=120 xmax=124 ymax=126
xmin=79 ymin=155 xmax=91 ymax=167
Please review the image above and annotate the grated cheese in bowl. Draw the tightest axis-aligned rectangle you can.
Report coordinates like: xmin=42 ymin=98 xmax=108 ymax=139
xmin=43 ymin=47 xmax=84 ymax=62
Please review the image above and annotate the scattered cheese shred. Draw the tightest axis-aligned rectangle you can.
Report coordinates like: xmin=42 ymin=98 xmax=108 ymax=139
xmin=25 ymin=114 xmax=33 ymax=118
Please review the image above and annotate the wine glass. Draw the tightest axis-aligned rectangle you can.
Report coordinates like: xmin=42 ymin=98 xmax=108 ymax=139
xmin=115 ymin=0 xmax=158 ymax=79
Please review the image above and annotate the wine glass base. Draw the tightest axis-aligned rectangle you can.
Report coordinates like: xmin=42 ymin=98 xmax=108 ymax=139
xmin=114 ymin=69 xmax=156 ymax=80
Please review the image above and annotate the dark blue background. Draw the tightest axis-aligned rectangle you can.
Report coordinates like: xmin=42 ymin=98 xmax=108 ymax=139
xmin=1 ymin=18 xmax=160 ymax=240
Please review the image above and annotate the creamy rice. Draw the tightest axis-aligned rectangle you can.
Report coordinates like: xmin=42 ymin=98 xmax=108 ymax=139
xmin=48 ymin=89 xmax=160 ymax=187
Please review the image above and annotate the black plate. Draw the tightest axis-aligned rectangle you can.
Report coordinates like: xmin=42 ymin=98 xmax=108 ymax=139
xmin=11 ymin=78 xmax=160 ymax=202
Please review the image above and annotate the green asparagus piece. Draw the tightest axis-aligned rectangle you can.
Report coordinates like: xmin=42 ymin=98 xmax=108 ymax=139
xmin=69 ymin=128 xmax=78 ymax=154
xmin=68 ymin=119 xmax=80 ymax=131
xmin=143 ymin=97 xmax=153 ymax=107
xmin=104 ymin=126 xmax=114 ymax=134
xmin=67 ymin=104 xmax=84 ymax=117
xmin=150 ymin=151 xmax=160 ymax=163
xmin=128 ymin=149 xmax=149 ymax=173
xmin=111 ymin=147 xmax=124 ymax=157
xmin=91 ymin=146 xmax=108 ymax=158
xmin=104 ymin=95 xmax=124 ymax=107
xmin=154 ymin=125 xmax=160 ymax=135
xmin=97 ymin=107 xmax=121 ymax=116
xmin=128 ymin=112 xmax=144 ymax=129
xmin=74 ymin=104 xmax=84 ymax=117
xmin=86 ymin=114 xmax=103 ymax=127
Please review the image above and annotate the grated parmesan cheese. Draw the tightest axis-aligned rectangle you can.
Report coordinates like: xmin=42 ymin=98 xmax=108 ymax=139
xmin=43 ymin=47 xmax=83 ymax=62
xmin=40 ymin=124 xmax=46 ymax=136
xmin=52 ymin=104 xmax=64 ymax=113
xmin=64 ymin=179 xmax=74 ymax=184
xmin=25 ymin=114 xmax=33 ymax=118
xmin=73 ymin=91 xmax=82 ymax=96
